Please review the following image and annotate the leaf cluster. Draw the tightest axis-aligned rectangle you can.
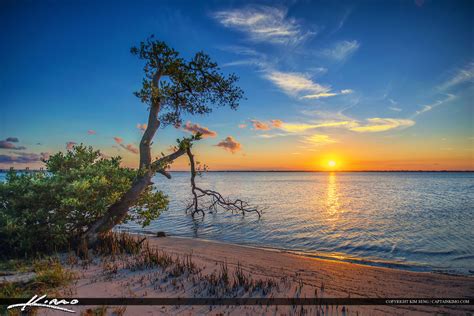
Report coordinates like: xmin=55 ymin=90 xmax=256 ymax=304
xmin=131 ymin=35 xmax=244 ymax=127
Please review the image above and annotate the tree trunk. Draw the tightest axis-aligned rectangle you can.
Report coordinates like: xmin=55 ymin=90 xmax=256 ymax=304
xmin=81 ymin=170 xmax=154 ymax=245
xmin=82 ymin=73 xmax=167 ymax=246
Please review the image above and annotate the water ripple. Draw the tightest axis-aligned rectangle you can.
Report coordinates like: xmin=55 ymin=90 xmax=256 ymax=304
xmin=120 ymin=172 xmax=474 ymax=275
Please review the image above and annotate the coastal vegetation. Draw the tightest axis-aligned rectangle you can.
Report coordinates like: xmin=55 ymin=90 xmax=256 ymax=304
xmin=0 ymin=36 xmax=260 ymax=259
xmin=0 ymin=145 xmax=168 ymax=257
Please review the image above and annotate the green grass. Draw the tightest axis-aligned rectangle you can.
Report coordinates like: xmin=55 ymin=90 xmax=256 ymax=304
xmin=0 ymin=257 xmax=75 ymax=315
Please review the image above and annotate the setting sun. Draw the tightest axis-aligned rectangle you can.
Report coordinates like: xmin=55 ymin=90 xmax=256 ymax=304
xmin=328 ymin=160 xmax=337 ymax=168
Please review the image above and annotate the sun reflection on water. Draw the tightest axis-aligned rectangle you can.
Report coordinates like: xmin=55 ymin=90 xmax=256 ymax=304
xmin=326 ymin=172 xmax=340 ymax=218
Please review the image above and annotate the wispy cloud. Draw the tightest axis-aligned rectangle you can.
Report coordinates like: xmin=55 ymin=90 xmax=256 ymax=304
xmin=221 ymin=44 xmax=351 ymax=100
xmin=279 ymin=121 xmax=353 ymax=133
xmin=331 ymin=8 xmax=352 ymax=34
xmin=438 ymin=61 xmax=474 ymax=91
xmin=113 ymin=137 xmax=123 ymax=144
xmin=264 ymin=70 xmax=330 ymax=97
xmin=264 ymin=70 xmax=353 ymax=100
xmin=6 ymin=137 xmax=19 ymax=142
xmin=213 ymin=6 xmax=313 ymax=45
xmin=302 ymin=134 xmax=337 ymax=145
xmin=349 ymin=118 xmax=415 ymax=132
xmin=260 ymin=117 xmax=414 ymax=134
xmin=87 ymin=130 xmax=96 ymax=135
xmin=300 ymin=92 xmax=338 ymax=99
xmin=256 ymin=133 xmax=289 ymax=139
xmin=321 ymin=40 xmax=360 ymax=61
xmin=301 ymin=89 xmax=353 ymax=99
xmin=216 ymin=136 xmax=242 ymax=153
xmin=412 ymin=94 xmax=456 ymax=117
xmin=183 ymin=121 xmax=217 ymax=138
xmin=238 ymin=123 xmax=247 ymax=128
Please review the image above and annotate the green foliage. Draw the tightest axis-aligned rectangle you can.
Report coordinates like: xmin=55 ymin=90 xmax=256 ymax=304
xmin=0 ymin=257 xmax=74 ymax=300
xmin=130 ymin=35 xmax=244 ymax=127
xmin=0 ymin=145 xmax=168 ymax=257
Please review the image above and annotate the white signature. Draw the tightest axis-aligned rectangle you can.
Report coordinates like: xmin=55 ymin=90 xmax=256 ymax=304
xmin=7 ymin=294 xmax=78 ymax=313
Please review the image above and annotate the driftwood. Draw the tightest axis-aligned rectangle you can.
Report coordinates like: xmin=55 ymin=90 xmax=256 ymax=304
xmin=0 ymin=271 xmax=36 ymax=285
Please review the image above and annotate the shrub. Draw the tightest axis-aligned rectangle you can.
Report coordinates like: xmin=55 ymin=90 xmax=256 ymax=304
xmin=0 ymin=145 xmax=168 ymax=258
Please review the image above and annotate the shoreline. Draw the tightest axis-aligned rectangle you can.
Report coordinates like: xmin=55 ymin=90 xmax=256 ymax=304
xmin=49 ymin=234 xmax=474 ymax=315
xmin=148 ymin=235 xmax=474 ymax=280
xmin=123 ymin=231 xmax=472 ymax=276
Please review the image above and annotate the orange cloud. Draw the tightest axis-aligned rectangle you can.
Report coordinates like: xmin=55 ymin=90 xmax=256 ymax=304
xmin=216 ymin=136 xmax=242 ymax=153
xmin=113 ymin=136 xmax=138 ymax=154
xmin=66 ymin=141 xmax=77 ymax=150
xmin=270 ymin=119 xmax=283 ymax=128
xmin=136 ymin=123 xmax=147 ymax=131
xmin=250 ymin=120 xmax=270 ymax=130
xmin=123 ymin=144 xmax=139 ymax=154
xmin=183 ymin=121 xmax=217 ymax=138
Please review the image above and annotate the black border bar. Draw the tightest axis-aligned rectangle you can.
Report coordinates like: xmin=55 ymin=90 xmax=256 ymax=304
xmin=1 ymin=298 xmax=472 ymax=306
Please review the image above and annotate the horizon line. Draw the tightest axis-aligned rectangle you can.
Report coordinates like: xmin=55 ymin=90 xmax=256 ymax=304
xmin=2 ymin=169 xmax=473 ymax=173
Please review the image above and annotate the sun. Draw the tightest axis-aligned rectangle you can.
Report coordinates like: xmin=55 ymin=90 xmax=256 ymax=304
xmin=328 ymin=160 xmax=337 ymax=168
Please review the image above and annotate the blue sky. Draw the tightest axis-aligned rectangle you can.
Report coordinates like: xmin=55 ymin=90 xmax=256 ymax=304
xmin=0 ymin=0 xmax=473 ymax=170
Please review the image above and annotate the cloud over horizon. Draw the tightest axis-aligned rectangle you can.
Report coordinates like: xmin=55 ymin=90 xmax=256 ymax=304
xmin=0 ymin=138 xmax=26 ymax=150
xmin=216 ymin=136 xmax=242 ymax=153
xmin=113 ymin=136 xmax=138 ymax=154
xmin=0 ymin=152 xmax=49 ymax=164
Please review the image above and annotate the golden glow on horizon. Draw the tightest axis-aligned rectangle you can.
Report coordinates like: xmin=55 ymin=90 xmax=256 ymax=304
xmin=108 ymin=137 xmax=474 ymax=171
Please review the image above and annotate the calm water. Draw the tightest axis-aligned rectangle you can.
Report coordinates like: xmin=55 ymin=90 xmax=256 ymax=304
xmin=2 ymin=172 xmax=473 ymax=274
xmin=122 ymin=172 xmax=474 ymax=275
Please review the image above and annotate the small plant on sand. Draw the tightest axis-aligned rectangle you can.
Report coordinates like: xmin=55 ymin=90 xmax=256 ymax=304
xmin=94 ymin=232 xmax=145 ymax=257
xmin=0 ymin=258 xmax=74 ymax=298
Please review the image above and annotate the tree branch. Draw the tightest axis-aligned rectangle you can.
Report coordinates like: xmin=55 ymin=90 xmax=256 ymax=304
xmin=151 ymin=146 xmax=187 ymax=173
xmin=185 ymin=147 xmax=262 ymax=218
